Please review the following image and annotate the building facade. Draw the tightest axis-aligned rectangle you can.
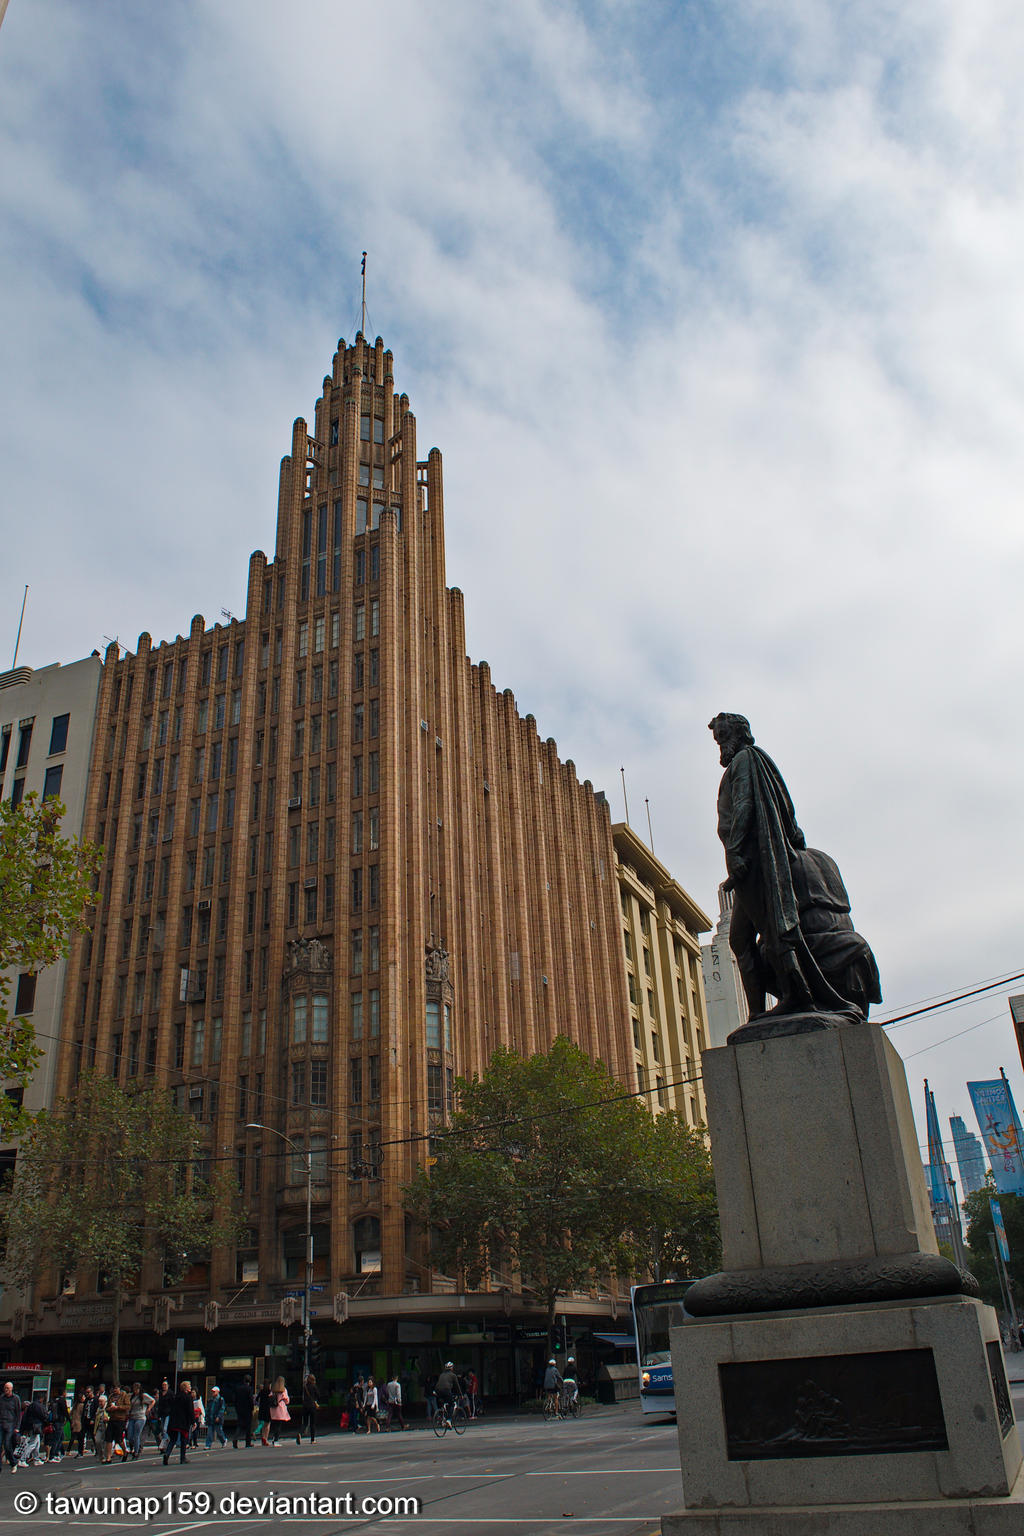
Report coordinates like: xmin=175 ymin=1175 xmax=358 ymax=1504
xmin=0 ymin=656 xmax=103 ymax=1123
xmin=950 ymin=1113 xmax=988 ymax=1200
xmin=613 ymin=823 xmax=710 ymax=1126
xmin=7 ymin=335 xmax=711 ymax=1396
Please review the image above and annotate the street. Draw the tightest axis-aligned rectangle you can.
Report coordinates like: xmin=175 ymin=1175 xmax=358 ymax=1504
xmin=0 ymin=1386 xmax=1021 ymax=1536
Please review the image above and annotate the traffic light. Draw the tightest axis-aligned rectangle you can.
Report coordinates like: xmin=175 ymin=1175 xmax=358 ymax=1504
xmin=308 ymin=1335 xmax=323 ymax=1372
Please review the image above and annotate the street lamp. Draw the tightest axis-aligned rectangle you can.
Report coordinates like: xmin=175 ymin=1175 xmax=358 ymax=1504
xmin=246 ymin=1122 xmax=312 ymax=1381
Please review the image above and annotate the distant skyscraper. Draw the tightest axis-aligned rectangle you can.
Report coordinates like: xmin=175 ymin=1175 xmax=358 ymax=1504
xmin=701 ymin=884 xmax=747 ymax=1048
xmin=949 ymin=1113 xmax=987 ymax=1198
xmin=924 ymin=1080 xmax=965 ymax=1262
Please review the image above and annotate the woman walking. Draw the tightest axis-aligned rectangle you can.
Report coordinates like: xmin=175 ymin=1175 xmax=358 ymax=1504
xmin=268 ymin=1377 xmax=293 ymax=1445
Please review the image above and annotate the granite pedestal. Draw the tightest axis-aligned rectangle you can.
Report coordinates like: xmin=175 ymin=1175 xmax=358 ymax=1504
xmin=662 ymin=1023 xmax=1022 ymax=1534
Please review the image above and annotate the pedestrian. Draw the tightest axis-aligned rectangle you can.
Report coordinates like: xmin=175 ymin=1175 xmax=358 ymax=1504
xmin=162 ymin=1379 xmax=194 ymax=1465
xmin=125 ymin=1382 xmax=153 ymax=1460
xmin=155 ymin=1379 xmax=173 ymax=1447
xmin=69 ymin=1391 xmax=86 ymax=1458
xmin=92 ymin=1394 xmax=108 ymax=1458
xmin=256 ymin=1380 xmax=273 ymax=1445
xmin=103 ymin=1382 xmax=131 ymax=1462
xmin=189 ymin=1386 xmax=204 ymax=1449
xmin=81 ymin=1386 xmax=98 ymax=1454
xmin=384 ymin=1373 xmax=407 ymax=1431
xmin=233 ymin=1376 xmax=254 ymax=1449
xmin=47 ymin=1388 xmax=69 ymax=1461
xmin=205 ymin=1387 xmax=227 ymax=1449
xmin=301 ymin=1374 xmax=318 ymax=1444
xmin=425 ymin=1374 xmax=438 ymax=1420
xmin=362 ymin=1376 xmax=381 ymax=1433
xmin=19 ymin=1395 xmax=48 ymax=1466
xmin=354 ymin=1373 xmax=367 ymax=1431
xmin=344 ymin=1383 xmax=360 ymax=1433
xmin=268 ymin=1377 xmax=293 ymax=1445
xmin=465 ymin=1369 xmax=480 ymax=1418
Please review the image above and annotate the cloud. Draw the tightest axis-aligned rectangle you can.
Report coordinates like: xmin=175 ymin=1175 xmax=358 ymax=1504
xmin=2 ymin=0 xmax=1023 ymax=1156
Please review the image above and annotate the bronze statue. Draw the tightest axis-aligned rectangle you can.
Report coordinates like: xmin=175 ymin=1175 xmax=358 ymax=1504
xmin=709 ymin=713 xmax=881 ymax=1035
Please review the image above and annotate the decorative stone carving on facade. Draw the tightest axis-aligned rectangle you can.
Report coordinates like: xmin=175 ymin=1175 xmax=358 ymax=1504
xmin=153 ymin=1295 xmax=176 ymax=1335
xmin=204 ymin=1300 xmax=220 ymax=1331
xmin=425 ymin=946 xmax=450 ymax=983
xmin=11 ymin=1308 xmax=26 ymax=1342
xmin=285 ymin=937 xmax=332 ymax=975
xmin=333 ymin=1290 xmax=350 ymax=1324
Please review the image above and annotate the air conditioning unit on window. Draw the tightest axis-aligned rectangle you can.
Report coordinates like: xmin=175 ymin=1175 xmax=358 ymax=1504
xmin=197 ymin=899 xmax=211 ymax=911
xmin=303 ymin=877 xmax=317 ymax=889
xmin=287 ymin=796 xmax=301 ymax=809
xmin=189 ymin=1085 xmax=204 ymax=1099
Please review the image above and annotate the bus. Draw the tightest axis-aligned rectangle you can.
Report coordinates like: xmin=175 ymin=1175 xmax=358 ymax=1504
xmin=630 ymin=1280 xmax=694 ymax=1415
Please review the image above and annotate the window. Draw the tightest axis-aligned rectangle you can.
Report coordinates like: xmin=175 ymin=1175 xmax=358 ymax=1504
xmin=351 ymin=811 xmax=362 ymax=854
xmin=214 ymin=694 xmax=226 ymax=730
xmin=370 ymin=598 xmax=380 ymax=637
xmin=354 ymin=1214 xmax=381 ymax=1274
xmin=354 ymin=604 xmax=365 ymax=642
xmin=14 ymin=974 xmax=36 ymax=1016
xmin=304 ymin=884 xmax=317 ymax=923
xmin=353 ymin=653 xmax=364 ymax=690
xmin=352 ymin=756 xmax=362 ymax=797
xmin=311 ymin=1060 xmax=328 ymax=1106
xmin=353 ymin=703 xmax=363 ymax=742
xmin=368 ymin=807 xmax=379 ymax=849
xmin=368 ymin=752 xmax=379 ymax=793
xmin=291 ymin=1060 xmax=306 ymax=1106
xmin=0 ymin=727 xmax=10 ymax=775
xmin=350 ymin=1056 xmax=362 ymax=1104
xmin=369 ymin=924 xmax=380 ymax=972
xmin=16 ymin=721 xmax=33 ymax=769
xmin=48 ymin=714 xmax=70 ymax=754
xmin=292 ymin=995 xmax=307 ymax=1043
xmin=299 ymin=621 xmax=309 ymax=658
xmin=42 ymin=764 xmax=63 ymax=800
xmin=312 ymin=993 xmax=328 ymax=1042
xmin=351 ymin=867 xmax=362 ymax=911
xmin=351 ymin=989 xmax=363 ymax=1037
xmin=369 ymin=988 xmax=380 ymax=1038
xmin=368 ymin=1052 xmax=381 ymax=1099
xmin=426 ymin=999 xmax=440 ymax=1049
xmin=191 ymin=1018 xmax=205 ymax=1066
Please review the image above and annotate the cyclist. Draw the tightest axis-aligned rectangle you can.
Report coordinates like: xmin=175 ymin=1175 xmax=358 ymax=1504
xmin=561 ymin=1356 xmax=579 ymax=1413
xmin=542 ymin=1358 xmax=562 ymax=1416
xmin=435 ymin=1362 xmax=460 ymax=1425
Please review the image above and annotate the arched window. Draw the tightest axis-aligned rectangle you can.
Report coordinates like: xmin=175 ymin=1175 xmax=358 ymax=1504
xmin=353 ymin=1215 xmax=381 ymax=1274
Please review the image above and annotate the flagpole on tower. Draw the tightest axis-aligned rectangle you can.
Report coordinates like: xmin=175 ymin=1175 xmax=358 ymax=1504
xmin=361 ymin=252 xmax=367 ymax=337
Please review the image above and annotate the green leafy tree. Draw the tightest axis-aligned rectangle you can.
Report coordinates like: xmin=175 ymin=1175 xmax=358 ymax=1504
xmin=0 ymin=793 xmax=102 ymax=1136
xmin=3 ymin=1074 xmax=246 ymax=1382
xmin=962 ymin=1184 xmax=1024 ymax=1311
xmin=626 ymin=1110 xmax=720 ymax=1281
xmin=406 ymin=1037 xmax=719 ymax=1340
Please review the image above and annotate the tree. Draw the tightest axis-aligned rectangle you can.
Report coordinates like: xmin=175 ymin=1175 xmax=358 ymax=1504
xmin=0 ymin=793 xmax=102 ymax=1137
xmin=3 ymin=1073 xmax=246 ymax=1382
xmin=626 ymin=1110 xmax=720 ymax=1281
xmin=405 ymin=1037 xmax=719 ymax=1340
xmin=962 ymin=1184 xmax=1024 ymax=1312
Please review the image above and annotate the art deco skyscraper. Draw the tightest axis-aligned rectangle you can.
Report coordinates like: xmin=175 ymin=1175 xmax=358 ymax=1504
xmin=53 ymin=335 xmax=645 ymax=1316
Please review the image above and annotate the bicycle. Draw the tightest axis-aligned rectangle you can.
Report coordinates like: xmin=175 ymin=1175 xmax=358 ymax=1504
xmin=561 ymin=1387 xmax=581 ymax=1419
xmin=432 ymin=1403 xmax=468 ymax=1437
xmin=542 ymin=1392 xmax=562 ymax=1421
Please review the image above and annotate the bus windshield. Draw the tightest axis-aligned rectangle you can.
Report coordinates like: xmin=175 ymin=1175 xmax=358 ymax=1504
xmin=632 ymin=1282 xmax=691 ymax=1366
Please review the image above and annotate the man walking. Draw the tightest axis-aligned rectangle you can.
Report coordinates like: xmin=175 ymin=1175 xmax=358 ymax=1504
xmin=0 ymin=1382 xmax=23 ymax=1472
xmin=162 ymin=1379 xmax=195 ymax=1466
xmin=232 ymin=1377 xmax=254 ymax=1448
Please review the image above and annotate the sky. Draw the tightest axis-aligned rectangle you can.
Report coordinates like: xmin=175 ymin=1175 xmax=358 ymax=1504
xmin=2 ymin=0 xmax=1024 ymax=1182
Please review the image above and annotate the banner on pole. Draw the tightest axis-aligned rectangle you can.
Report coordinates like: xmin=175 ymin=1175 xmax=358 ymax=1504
xmin=968 ymin=1079 xmax=1024 ymax=1197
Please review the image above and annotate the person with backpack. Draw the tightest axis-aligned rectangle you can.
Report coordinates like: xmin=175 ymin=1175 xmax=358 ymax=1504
xmin=256 ymin=1381 xmax=274 ymax=1446
xmin=204 ymin=1386 xmax=227 ymax=1449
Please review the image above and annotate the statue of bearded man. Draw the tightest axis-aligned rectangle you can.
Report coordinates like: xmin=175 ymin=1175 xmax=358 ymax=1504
xmin=709 ymin=713 xmax=881 ymax=1032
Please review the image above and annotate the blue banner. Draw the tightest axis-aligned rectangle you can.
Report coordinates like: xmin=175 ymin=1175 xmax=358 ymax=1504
xmin=990 ymin=1197 xmax=1011 ymax=1265
xmin=968 ymin=1079 xmax=1024 ymax=1197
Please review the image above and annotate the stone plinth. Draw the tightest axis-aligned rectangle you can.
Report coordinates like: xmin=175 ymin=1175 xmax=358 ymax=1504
xmin=686 ymin=1025 xmax=972 ymax=1317
xmin=662 ymin=1025 xmax=1020 ymax=1534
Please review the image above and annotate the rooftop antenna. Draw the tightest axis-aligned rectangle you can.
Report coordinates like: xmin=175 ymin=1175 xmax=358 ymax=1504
xmin=645 ymin=797 xmax=655 ymax=854
xmin=620 ymin=767 xmax=630 ymax=826
xmin=102 ymin=634 xmax=124 ymax=656
xmin=361 ymin=251 xmax=368 ymax=337
xmin=11 ymin=584 xmax=27 ymax=668
xmin=221 ymin=608 xmax=236 ymax=623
